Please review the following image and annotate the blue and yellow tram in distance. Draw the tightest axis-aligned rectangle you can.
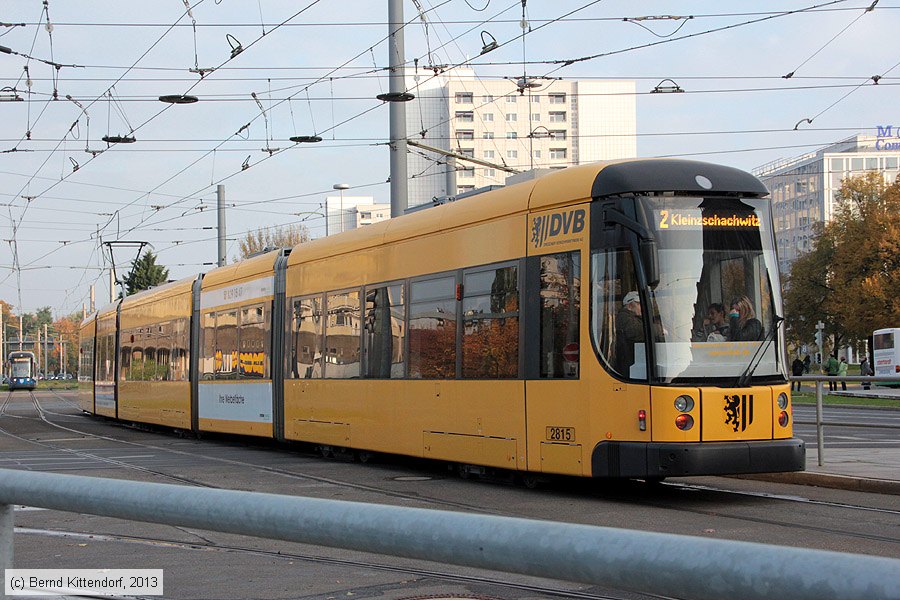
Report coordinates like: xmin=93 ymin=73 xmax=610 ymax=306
xmin=8 ymin=351 xmax=37 ymax=391
xmin=79 ymin=159 xmax=805 ymax=480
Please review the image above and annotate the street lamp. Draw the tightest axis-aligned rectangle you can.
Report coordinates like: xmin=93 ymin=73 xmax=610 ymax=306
xmin=333 ymin=183 xmax=350 ymax=234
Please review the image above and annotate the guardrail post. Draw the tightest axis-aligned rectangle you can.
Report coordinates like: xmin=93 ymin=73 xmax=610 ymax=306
xmin=815 ymin=380 xmax=824 ymax=466
xmin=0 ymin=503 xmax=13 ymax=599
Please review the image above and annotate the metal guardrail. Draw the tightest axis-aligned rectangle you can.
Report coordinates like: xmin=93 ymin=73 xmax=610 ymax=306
xmin=790 ymin=375 xmax=900 ymax=466
xmin=0 ymin=469 xmax=898 ymax=600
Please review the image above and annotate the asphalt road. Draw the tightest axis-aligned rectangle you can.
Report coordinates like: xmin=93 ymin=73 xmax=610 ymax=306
xmin=0 ymin=391 xmax=897 ymax=600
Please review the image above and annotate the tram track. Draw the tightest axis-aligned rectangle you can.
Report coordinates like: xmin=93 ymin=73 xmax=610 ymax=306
xmin=31 ymin=390 xmax=520 ymax=517
xmin=20 ymin=390 xmax=900 ymax=550
xmin=0 ymin=392 xmax=215 ymax=489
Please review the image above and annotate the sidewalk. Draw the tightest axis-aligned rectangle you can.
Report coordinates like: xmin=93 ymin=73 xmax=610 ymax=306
xmin=739 ymin=447 xmax=900 ymax=495
xmin=835 ymin=385 xmax=900 ymax=400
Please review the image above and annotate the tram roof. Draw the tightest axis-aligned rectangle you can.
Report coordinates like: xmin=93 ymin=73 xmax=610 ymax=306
xmin=202 ymin=248 xmax=284 ymax=289
xmin=119 ymin=275 xmax=197 ymax=311
xmin=95 ymin=300 xmax=119 ymax=319
xmin=80 ymin=311 xmax=97 ymax=329
xmin=285 ymin=159 xmax=765 ymax=267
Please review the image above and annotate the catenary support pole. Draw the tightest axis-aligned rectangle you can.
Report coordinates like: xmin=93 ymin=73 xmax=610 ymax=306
xmin=217 ymin=185 xmax=226 ymax=267
xmin=815 ymin=380 xmax=824 ymax=466
xmin=388 ymin=0 xmax=408 ymax=218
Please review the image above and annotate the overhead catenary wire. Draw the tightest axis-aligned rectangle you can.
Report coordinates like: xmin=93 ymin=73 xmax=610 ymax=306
xmin=1 ymin=1 xmax=894 ymax=315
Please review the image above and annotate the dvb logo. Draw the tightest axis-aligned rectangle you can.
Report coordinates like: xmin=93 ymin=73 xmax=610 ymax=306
xmin=531 ymin=208 xmax=585 ymax=248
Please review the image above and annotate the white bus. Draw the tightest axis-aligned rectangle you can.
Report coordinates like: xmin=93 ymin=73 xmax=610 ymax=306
xmin=872 ymin=328 xmax=900 ymax=377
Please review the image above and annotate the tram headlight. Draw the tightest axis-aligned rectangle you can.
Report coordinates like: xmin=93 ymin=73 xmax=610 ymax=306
xmin=777 ymin=392 xmax=789 ymax=410
xmin=674 ymin=395 xmax=694 ymax=413
xmin=675 ymin=414 xmax=694 ymax=430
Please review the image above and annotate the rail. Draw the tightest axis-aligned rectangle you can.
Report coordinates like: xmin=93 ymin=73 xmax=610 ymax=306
xmin=790 ymin=375 xmax=900 ymax=466
xmin=0 ymin=468 xmax=897 ymax=600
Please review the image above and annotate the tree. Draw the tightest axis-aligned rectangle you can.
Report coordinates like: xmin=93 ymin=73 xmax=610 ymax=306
xmin=785 ymin=173 xmax=900 ymax=355
xmin=53 ymin=312 xmax=83 ymax=375
xmin=122 ymin=251 xmax=170 ymax=296
xmin=236 ymin=224 xmax=311 ymax=261
xmin=784 ymin=224 xmax=838 ymax=353
xmin=827 ymin=173 xmax=900 ymax=339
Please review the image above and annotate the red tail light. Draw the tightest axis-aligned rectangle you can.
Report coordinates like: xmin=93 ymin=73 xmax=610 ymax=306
xmin=638 ymin=410 xmax=646 ymax=431
xmin=675 ymin=414 xmax=694 ymax=430
xmin=778 ymin=411 xmax=789 ymax=427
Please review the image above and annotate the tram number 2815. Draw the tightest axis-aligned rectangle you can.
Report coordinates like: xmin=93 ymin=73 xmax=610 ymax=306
xmin=545 ymin=427 xmax=575 ymax=442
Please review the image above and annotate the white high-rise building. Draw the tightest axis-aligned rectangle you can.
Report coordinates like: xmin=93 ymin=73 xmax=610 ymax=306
xmin=753 ymin=135 xmax=900 ymax=273
xmin=405 ymin=68 xmax=636 ymax=208
xmin=323 ymin=196 xmax=391 ymax=234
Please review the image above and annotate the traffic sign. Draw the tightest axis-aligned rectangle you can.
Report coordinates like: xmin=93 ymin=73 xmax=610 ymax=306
xmin=562 ymin=343 xmax=579 ymax=362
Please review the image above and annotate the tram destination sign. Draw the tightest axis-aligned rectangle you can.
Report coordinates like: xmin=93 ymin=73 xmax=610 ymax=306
xmin=655 ymin=209 xmax=760 ymax=231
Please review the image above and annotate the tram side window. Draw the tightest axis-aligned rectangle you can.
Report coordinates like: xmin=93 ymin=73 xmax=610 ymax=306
xmin=591 ymin=248 xmax=647 ymax=381
xmin=95 ymin=336 xmax=103 ymax=381
xmin=104 ymin=334 xmax=115 ymax=382
xmin=324 ymin=290 xmax=361 ymax=379
xmin=155 ymin=322 xmax=172 ymax=382
xmin=409 ymin=276 xmax=457 ymax=379
xmin=79 ymin=338 xmax=94 ymax=383
xmin=119 ymin=333 xmax=131 ymax=382
xmin=292 ymin=296 xmax=323 ymax=379
xmin=131 ymin=343 xmax=144 ymax=382
xmin=96 ymin=335 xmax=104 ymax=381
xmin=462 ymin=264 xmax=519 ymax=379
xmin=216 ymin=310 xmax=239 ymax=379
xmin=146 ymin=347 xmax=160 ymax=380
xmin=170 ymin=318 xmax=189 ymax=381
xmin=239 ymin=304 xmax=269 ymax=379
xmin=201 ymin=312 xmax=216 ymax=379
xmin=364 ymin=284 xmax=406 ymax=379
xmin=539 ymin=251 xmax=581 ymax=379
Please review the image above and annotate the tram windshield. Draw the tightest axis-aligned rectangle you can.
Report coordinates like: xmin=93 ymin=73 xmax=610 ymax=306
xmin=591 ymin=195 xmax=784 ymax=384
xmin=10 ymin=357 xmax=32 ymax=378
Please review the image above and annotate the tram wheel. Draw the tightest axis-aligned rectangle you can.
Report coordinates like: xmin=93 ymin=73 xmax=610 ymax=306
xmin=357 ymin=451 xmax=373 ymax=464
xmin=319 ymin=445 xmax=334 ymax=459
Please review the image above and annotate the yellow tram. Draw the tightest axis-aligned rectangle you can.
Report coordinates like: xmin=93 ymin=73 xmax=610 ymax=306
xmin=79 ymin=159 xmax=805 ymax=479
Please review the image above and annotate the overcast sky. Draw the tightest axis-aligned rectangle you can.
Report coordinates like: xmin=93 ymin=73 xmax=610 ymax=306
xmin=0 ymin=0 xmax=896 ymax=316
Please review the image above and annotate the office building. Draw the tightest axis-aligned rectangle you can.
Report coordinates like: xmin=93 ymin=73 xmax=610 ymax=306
xmin=753 ymin=134 xmax=900 ymax=273
xmin=323 ymin=196 xmax=390 ymax=234
xmin=405 ymin=67 xmax=636 ymax=207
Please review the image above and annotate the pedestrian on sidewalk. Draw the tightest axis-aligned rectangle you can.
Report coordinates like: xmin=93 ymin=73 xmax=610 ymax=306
xmin=860 ymin=355 xmax=873 ymax=390
xmin=838 ymin=356 xmax=848 ymax=391
xmin=791 ymin=356 xmax=805 ymax=391
xmin=825 ymin=353 xmax=839 ymax=391
xmin=803 ymin=354 xmax=811 ymax=374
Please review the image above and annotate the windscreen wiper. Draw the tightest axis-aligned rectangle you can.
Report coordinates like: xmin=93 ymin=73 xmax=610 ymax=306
xmin=734 ymin=315 xmax=784 ymax=388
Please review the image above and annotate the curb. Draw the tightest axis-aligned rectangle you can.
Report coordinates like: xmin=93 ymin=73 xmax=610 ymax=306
xmin=733 ymin=472 xmax=900 ymax=495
